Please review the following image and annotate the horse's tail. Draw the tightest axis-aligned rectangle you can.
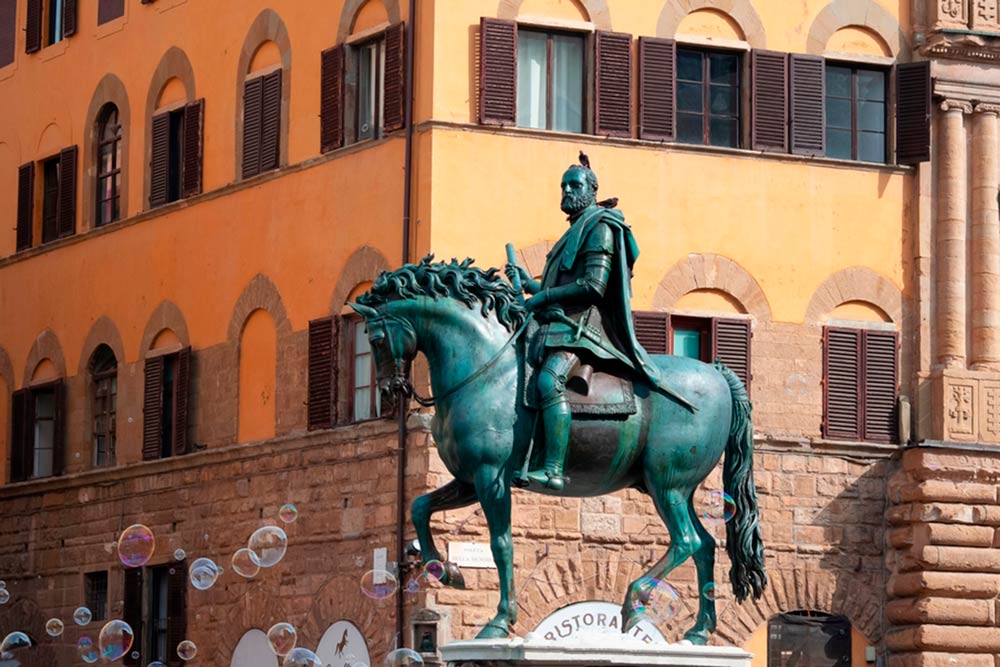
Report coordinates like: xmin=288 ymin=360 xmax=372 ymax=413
xmin=717 ymin=363 xmax=767 ymax=602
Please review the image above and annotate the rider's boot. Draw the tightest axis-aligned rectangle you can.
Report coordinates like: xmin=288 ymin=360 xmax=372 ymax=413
xmin=526 ymin=400 xmax=570 ymax=491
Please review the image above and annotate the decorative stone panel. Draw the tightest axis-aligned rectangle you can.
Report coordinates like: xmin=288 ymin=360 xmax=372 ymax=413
xmin=927 ymin=369 xmax=1000 ymax=444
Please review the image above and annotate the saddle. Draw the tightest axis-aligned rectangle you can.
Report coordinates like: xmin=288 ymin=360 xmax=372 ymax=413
xmin=522 ymin=319 xmax=637 ymax=416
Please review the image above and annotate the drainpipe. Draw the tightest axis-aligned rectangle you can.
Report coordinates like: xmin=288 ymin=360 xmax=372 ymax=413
xmin=396 ymin=0 xmax=417 ymax=650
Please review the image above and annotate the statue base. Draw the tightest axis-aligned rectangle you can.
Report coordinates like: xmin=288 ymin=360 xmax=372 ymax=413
xmin=439 ymin=636 xmax=753 ymax=667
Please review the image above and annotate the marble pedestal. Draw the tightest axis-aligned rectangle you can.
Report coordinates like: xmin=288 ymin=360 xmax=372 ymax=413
xmin=439 ymin=637 xmax=753 ymax=667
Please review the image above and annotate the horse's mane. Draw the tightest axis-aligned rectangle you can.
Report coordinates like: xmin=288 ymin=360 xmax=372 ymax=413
xmin=357 ymin=255 xmax=527 ymax=332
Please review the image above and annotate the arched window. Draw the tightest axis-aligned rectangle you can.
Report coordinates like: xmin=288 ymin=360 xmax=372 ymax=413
xmin=96 ymin=104 xmax=122 ymax=226
xmin=90 ymin=345 xmax=117 ymax=467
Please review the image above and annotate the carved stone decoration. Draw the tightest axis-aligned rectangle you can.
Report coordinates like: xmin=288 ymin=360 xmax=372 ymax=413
xmin=934 ymin=0 xmax=970 ymax=28
xmin=948 ymin=384 xmax=975 ymax=436
xmin=981 ymin=383 xmax=1000 ymax=440
xmin=972 ymin=0 xmax=1000 ymax=30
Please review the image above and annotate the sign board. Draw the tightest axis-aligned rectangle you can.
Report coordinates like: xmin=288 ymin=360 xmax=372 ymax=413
xmin=532 ymin=601 xmax=667 ymax=644
xmin=373 ymin=547 xmax=387 ymax=583
xmin=448 ymin=542 xmax=497 ymax=569
xmin=316 ymin=620 xmax=370 ymax=667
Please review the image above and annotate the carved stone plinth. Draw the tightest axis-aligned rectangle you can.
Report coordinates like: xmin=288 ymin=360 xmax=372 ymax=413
xmin=928 ymin=369 xmax=1000 ymax=443
xmin=440 ymin=637 xmax=753 ymax=667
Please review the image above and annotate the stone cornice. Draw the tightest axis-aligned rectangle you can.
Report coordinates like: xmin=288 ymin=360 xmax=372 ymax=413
xmin=940 ymin=99 xmax=975 ymax=113
xmin=975 ymin=103 xmax=1000 ymax=115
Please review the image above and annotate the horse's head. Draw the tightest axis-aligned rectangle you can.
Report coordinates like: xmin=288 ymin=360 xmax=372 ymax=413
xmin=349 ymin=301 xmax=417 ymax=406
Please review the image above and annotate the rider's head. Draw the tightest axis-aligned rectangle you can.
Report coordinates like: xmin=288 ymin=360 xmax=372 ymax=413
xmin=560 ymin=164 xmax=598 ymax=217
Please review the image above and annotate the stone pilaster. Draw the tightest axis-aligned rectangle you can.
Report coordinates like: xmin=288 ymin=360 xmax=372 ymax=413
xmin=935 ymin=100 xmax=972 ymax=369
xmin=971 ymin=104 xmax=1000 ymax=370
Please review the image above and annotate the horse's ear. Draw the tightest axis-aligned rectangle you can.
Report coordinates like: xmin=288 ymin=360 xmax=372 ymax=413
xmin=348 ymin=302 xmax=379 ymax=320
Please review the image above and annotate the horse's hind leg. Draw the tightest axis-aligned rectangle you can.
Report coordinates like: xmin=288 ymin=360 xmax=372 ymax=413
xmin=622 ymin=488 xmax=702 ymax=636
xmin=684 ymin=494 xmax=717 ymax=645
xmin=411 ymin=479 xmax=477 ymax=589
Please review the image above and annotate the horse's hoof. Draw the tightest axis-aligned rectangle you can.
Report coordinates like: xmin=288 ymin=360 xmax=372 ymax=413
xmin=682 ymin=630 xmax=709 ymax=646
xmin=443 ymin=561 xmax=466 ymax=590
xmin=621 ymin=609 xmax=646 ymax=635
xmin=475 ymin=620 xmax=510 ymax=639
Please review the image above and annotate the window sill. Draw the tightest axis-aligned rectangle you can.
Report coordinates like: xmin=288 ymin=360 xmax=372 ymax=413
xmin=755 ymin=433 xmax=900 ymax=459
xmin=37 ymin=39 xmax=69 ymax=62
xmin=95 ymin=15 xmax=128 ymax=40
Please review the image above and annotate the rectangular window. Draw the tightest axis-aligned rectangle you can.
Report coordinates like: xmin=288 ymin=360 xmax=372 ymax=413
xmin=136 ymin=563 xmax=185 ymax=666
xmin=351 ymin=319 xmax=381 ymax=422
xmin=33 ymin=387 xmax=55 ymax=478
xmin=670 ymin=315 xmax=711 ymax=362
xmin=9 ymin=382 xmax=64 ymax=482
xmin=41 ymin=155 xmax=60 ymax=243
xmin=149 ymin=100 xmax=203 ymax=208
xmin=142 ymin=349 xmax=190 ymax=461
xmin=166 ymin=109 xmax=184 ymax=204
xmin=0 ymin=0 xmax=16 ymax=68
xmin=676 ymin=48 xmax=741 ymax=148
xmin=822 ymin=327 xmax=898 ymax=442
xmin=148 ymin=565 xmax=169 ymax=662
xmin=768 ymin=611 xmax=851 ymax=667
xmin=97 ymin=0 xmax=124 ymax=25
xmin=92 ymin=367 xmax=117 ymax=467
xmin=356 ymin=39 xmax=385 ymax=141
xmin=517 ymin=29 xmax=584 ymax=133
xmin=159 ymin=355 xmax=176 ymax=459
xmin=241 ymin=70 xmax=282 ymax=178
xmin=85 ymin=571 xmax=108 ymax=621
xmin=825 ymin=64 xmax=886 ymax=163
xmin=46 ymin=0 xmax=64 ymax=46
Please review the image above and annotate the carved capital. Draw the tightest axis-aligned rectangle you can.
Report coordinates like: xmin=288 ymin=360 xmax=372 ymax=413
xmin=941 ymin=99 xmax=975 ymax=113
xmin=975 ymin=103 xmax=1000 ymax=115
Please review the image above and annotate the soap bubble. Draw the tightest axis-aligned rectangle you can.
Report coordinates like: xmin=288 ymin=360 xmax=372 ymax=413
xmin=147 ymin=662 xmax=167 ymax=667
xmin=117 ymin=524 xmax=156 ymax=568
xmin=174 ymin=548 xmax=187 ymax=561
xmin=74 ymin=606 xmax=93 ymax=625
xmin=385 ymin=648 xmax=424 ymax=667
xmin=360 ymin=569 xmax=398 ymax=599
xmin=0 ymin=632 xmax=31 ymax=654
xmin=232 ymin=548 xmax=261 ymax=578
xmin=78 ymin=636 xmax=99 ymax=663
xmin=404 ymin=577 xmax=422 ymax=594
xmin=248 ymin=526 xmax=288 ymax=567
xmin=177 ymin=640 xmax=197 ymax=661
xmin=702 ymin=582 xmax=718 ymax=601
xmin=266 ymin=622 xmax=297 ymax=656
xmin=0 ymin=580 xmax=6 ymax=588
xmin=700 ymin=490 xmax=736 ymax=526
xmin=0 ymin=589 xmax=8 ymax=604
xmin=99 ymin=620 xmax=134 ymax=661
xmin=45 ymin=618 xmax=64 ymax=637
xmin=632 ymin=578 xmax=681 ymax=623
xmin=424 ymin=560 xmax=445 ymax=582
xmin=283 ymin=648 xmax=323 ymax=667
xmin=278 ymin=504 xmax=299 ymax=524
xmin=131 ymin=651 xmax=140 ymax=660
xmin=189 ymin=558 xmax=221 ymax=590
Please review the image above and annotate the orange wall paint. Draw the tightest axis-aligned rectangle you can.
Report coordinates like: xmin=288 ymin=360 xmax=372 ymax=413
xmin=238 ymin=309 xmax=277 ymax=443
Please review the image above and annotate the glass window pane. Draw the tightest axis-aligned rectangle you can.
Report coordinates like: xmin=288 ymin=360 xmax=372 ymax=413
xmin=677 ymin=50 xmax=703 ymax=82
xmin=677 ymin=82 xmax=704 ymax=113
xmin=709 ymin=53 xmax=738 ymax=85
xmin=856 ymin=69 xmax=885 ymax=101
xmin=858 ymin=131 xmax=885 ymax=163
xmin=358 ymin=44 xmax=376 ymax=139
xmin=354 ymin=324 xmax=371 ymax=354
xmin=677 ymin=113 xmax=704 ymax=144
xmin=673 ymin=329 xmax=702 ymax=359
xmin=709 ymin=117 xmax=739 ymax=147
xmin=709 ymin=85 xmax=737 ymax=115
xmin=826 ymin=66 xmax=851 ymax=98
xmin=517 ymin=31 xmax=548 ymax=129
xmin=354 ymin=389 xmax=371 ymax=421
xmin=354 ymin=354 xmax=371 ymax=388
xmin=858 ymin=100 xmax=885 ymax=132
xmin=826 ymin=128 xmax=852 ymax=159
xmin=826 ymin=98 xmax=852 ymax=129
xmin=551 ymin=33 xmax=584 ymax=133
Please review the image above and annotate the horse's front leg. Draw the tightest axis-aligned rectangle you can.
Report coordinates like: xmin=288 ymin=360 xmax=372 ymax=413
xmin=411 ymin=479 xmax=478 ymax=589
xmin=473 ymin=465 xmax=516 ymax=639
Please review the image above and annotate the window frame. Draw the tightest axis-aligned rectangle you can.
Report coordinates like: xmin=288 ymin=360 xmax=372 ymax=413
xmin=516 ymin=26 xmax=587 ymax=133
xmin=354 ymin=36 xmax=385 ymax=143
xmin=347 ymin=316 xmax=382 ymax=423
xmin=675 ymin=45 xmax=743 ymax=148
xmin=84 ymin=570 xmax=109 ymax=622
xmin=824 ymin=61 xmax=889 ymax=164
xmin=44 ymin=0 xmax=65 ymax=47
xmin=90 ymin=347 xmax=117 ymax=468
xmin=40 ymin=153 xmax=61 ymax=244
xmin=96 ymin=104 xmax=123 ymax=227
xmin=668 ymin=314 xmax=712 ymax=362
xmin=822 ymin=325 xmax=899 ymax=443
xmin=147 ymin=565 xmax=170 ymax=663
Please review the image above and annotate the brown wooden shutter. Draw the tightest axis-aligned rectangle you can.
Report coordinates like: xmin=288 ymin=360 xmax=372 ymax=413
xmin=632 ymin=311 xmax=670 ymax=355
xmin=638 ymin=37 xmax=675 ymax=141
xmin=62 ymin=0 xmax=77 ymax=37
xmin=25 ymin=0 xmax=41 ymax=53
xmin=142 ymin=355 xmax=164 ymax=460
xmin=863 ymin=330 xmax=898 ymax=442
xmin=751 ymin=50 xmax=788 ymax=152
xmin=0 ymin=0 xmax=16 ymax=68
xmin=97 ymin=0 xmax=125 ymax=25
xmin=479 ymin=18 xmax=517 ymax=126
xmin=166 ymin=562 xmax=187 ymax=667
xmin=180 ymin=99 xmax=204 ymax=198
xmin=52 ymin=380 xmax=65 ymax=475
xmin=10 ymin=389 xmax=30 ymax=482
xmin=896 ymin=61 xmax=931 ymax=165
xmin=308 ymin=317 xmax=334 ymax=430
xmin=242 ymin=76 xmax=264 ymax=179
xmin=595 ymin=31 xmax=632 ymax=138
xmin=384 ymin=22 xmax=406 ymax=133
xmin=122 ymin=567 xmax=143 ymax=667
xmin=56 ymin=145 xmax=77 ymax=238
xmin=789 ymin=54 xmax=824 ymax=157
xmin=712 ymin=318 xmax=751 ymax=395
xmin=172 ymin=347 xmax=191 ymax=456
xmin=320 ymin=45 xmax=344 ymax=152
xmin=149 ymin=112 xmax=170 ymax=207
xmin=823 ymin=327 xmax=861 ymax=440
xmin=16 ymin=162 xmax=34 ymax=251
xmin=260 ymin=69 xmax=282 ymax=172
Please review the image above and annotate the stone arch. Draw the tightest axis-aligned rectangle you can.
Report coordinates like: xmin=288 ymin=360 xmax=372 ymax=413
xmin=653 ymin=254 xmax=772 ymax=322
xmin=78 ymin=316 xmax=127 ymax=374
xmin=804 ymin=267 xmax=902 ymax=325
xmin=336 ymin=0 xmax=403 ymax=42
xmin=657 ymin=0 xmax=766 ymax=48
xmin=213 ymin=588 xmax=291 ymax=667
xmin=23 ymin=330 xmax=67 ymax=386
xmin=235 ymin=8 xmax=293 ymax=179
xmin=806 ymin=0 xmax=908 ymax=60
xmin=143 ymin=47 xmax=197 ymax=208
xmin=83 ymin=74 xmax=131 ymax=230
xmin=498 ymin=0 xmax=612 ymax=30
xmin=302 ymin=574 xmax=394 ymax=665
xmin=227 ymin=274 xmax=292 ymax=343
xmin=139 ymin=301 xmax=191 ymax=358
xmin=329 ymin=246 xmax=393 ymax=314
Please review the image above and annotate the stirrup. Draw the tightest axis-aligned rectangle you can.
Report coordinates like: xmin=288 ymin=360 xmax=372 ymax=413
xmin=526 ymin=469 xmax=565 ymax=491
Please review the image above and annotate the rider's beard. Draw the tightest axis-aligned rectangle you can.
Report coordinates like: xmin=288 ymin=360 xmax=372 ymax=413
xmin=561 ymin=192 xmax=594 ymax=217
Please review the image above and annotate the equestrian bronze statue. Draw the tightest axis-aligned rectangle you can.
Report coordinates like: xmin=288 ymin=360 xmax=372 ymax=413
xmin=350 ymin=154 xmax=766 ymax=644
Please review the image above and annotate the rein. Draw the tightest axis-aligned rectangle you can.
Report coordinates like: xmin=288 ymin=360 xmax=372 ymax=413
xmin=404 ymin=316 xmax=530 ymax=408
